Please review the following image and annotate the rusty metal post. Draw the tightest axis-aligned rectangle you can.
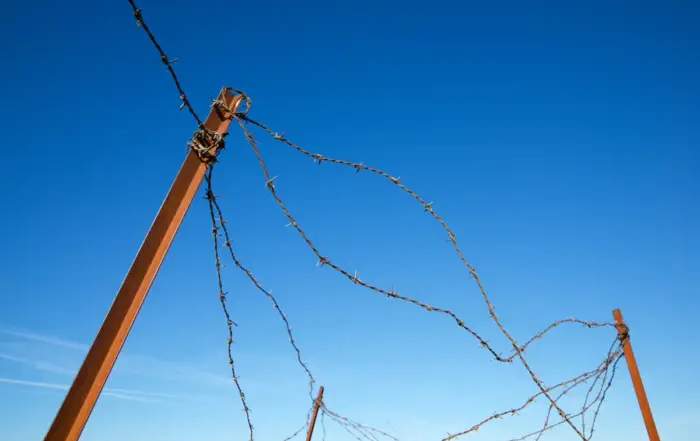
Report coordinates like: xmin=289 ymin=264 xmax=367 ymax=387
xmin=612 ymin=308 xmax=661 ymax=441
xmin=305 ymin=386 xmax=325 ymax=441
xmin=43 ymin=88 xmax=242 ymax=441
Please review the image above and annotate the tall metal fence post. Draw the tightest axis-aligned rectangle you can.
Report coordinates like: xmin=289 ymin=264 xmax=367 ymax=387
xmin=43 ymin=89 xmax=243 ymax=441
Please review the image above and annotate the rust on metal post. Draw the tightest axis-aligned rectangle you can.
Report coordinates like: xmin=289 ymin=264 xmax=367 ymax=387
xmin=613 ymin=308 xmax=661 ymax=441
xmin=305 ymin=386 xmax=325 ymax=441
xmin=43 ymin=88 xmax=242 ymax=441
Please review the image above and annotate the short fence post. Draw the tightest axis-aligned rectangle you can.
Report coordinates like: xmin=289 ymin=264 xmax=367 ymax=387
xmin=305 ymin=386 xmax=325 ymax=441
xmin=612 ymin=308 xmax=661 ymax=441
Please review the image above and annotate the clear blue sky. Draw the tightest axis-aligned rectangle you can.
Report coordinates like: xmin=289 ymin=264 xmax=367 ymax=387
xmin=0 ymin=0 xmax=697 ymax=440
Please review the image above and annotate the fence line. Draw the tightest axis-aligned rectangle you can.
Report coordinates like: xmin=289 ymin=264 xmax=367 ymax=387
xmin=124 ymin=2 xmax=628 ymax=440
xmin=232 ymin=100 xmax=620 ymax=440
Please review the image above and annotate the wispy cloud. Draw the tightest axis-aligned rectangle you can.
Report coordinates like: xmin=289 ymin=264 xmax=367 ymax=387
xmin=1 ymin=329 xmax=87 ymax=351
xmin=0 ymin=377 xmax=160 ymax=403
xmin=0 ymin=353 xmax=172 ymax=402
xmin=0 ymin=327 xmax=219 ymax=402
xmin=102 ymin=387 xmax=183 ymax=400
xmin=0 ymin=352 xmax=76 ymax=375
xmin=0 ymin=352 xmax=182 ymax=399
xmin=0 ymin=327 xmax=232 ymax=386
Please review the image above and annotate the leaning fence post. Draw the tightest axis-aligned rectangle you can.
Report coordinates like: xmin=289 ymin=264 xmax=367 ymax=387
xmin=612 ymin=308 xmax=660 ymax=441
xmin=305 ymin=386 xmax=325 ymax=441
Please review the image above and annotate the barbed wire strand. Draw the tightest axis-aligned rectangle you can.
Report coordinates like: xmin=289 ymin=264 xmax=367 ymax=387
xmin=323 ymin=412 xmax=381 ymax=441
xmin=532 ymin=338 xmax=621 ymax=441
xmin=281 ymin=424 xmax=307 ymax=441
xmin=281 ymin=407 xmax=315 ymax=441
xmin=229 ymin=119 xmax=506 ymax=354
xmin=585 ymin=355 xmax=622 ymax=440
xmin=316 ymin=391 xmax=397 ymax=441
xmin=124 ymin=2 xmax=262 ymax=438
xmin=322 ymin=405 xmax=400 ymax=441
xmin=579 ymin=344 xmax=616 ymax=439
xmin=122 ymin=3 xmax=626 ymax=436
xmin=205 ymin=160 xmax=316 ymax=394
xmin=509 ymin=348 xmax=623 ymax=441
xmin=442 ymin=337 xmax=622 ymax=441
xmin=530 ymin=342 xmax=621 ymax=441
xmin=241 ymin=114 xmax=622 ymax=360
xmin=231 ymin=117 xmax=528 ymax=360
xmin=323 ymin=410 xmax=395 ymax=441
xmin=584 ymin=332 xmax=625 ymax=439
xmin=508 ymin=319 xmax=615 ymax=362
xmin=205 ymin=166 xmax=254 ymax=441
xmin=321 ymin=408 xmax=327 ymax=441
xmin=124 ymin=4 xmax=336 ymax=432
xmin=234 ymin=114 xmax=590 ymax=439
xmin=127 ymin=0 xmax=204 ymax=128
xmin=335 ymin=423 xmax=367 ymax=441
xmin=279 ymin=397 xmax=322 ymax=441
xmin=352 ymin=422 xmax=382 ymax=441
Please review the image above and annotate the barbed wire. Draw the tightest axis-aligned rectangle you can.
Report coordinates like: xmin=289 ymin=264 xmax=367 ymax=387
xmin=280 ymin=405 xmax=316 ymax=441
xmin=123 ymin=3 xmax=316 ymax=438
xmin=127 ymin=0 xmax=204 ymax=127
xmin=321 ymin=407 xmax=400 ymax=441
xmin=310 ymin=336 xmax=622 ymax=441
xmin=509 ymin=349 xmax=623 ymax=441
xmin=442 ymin=337 xmax=623 ymax=441
xmin=240 ymin=116 xmax=619 ymax=360
xmin=231 ymin=116 xmax=501 ymax=361
xmin=582 ymin=329 xmax=626 ymax=438
xmin=123 ymin=2 xmax=628 ymax=439
xmin=233 ymin=113 xmax=609 ymax=438
xmin=204 ymin=167 xmax=254 ymax=441
xmin=205 ymin=161 xmax=316 ymax=392
xmin=281 ymin=424 xmax=308 ymax=441
xmin=531 ymin=338 xmax=621 ymax=441
xmin=506 ymin=319 xmax=615 ymax=362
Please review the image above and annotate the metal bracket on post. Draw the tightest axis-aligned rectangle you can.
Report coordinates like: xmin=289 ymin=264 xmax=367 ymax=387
xmin=43 ymin=88 xmax=243 ymax=441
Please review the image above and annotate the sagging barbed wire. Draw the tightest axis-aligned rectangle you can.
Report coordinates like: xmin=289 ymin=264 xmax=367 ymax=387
xmin=208 ymin=96 xmax=623 ymax=441
xmin=231 ymin=100 xmax=623 ymax=439
xmin=125 ymin=1 xmax=626 ymax=439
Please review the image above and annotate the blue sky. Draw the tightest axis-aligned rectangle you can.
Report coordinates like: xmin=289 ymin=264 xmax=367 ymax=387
xmin=0 ymin=0 xmax=698 ymax=440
